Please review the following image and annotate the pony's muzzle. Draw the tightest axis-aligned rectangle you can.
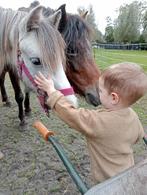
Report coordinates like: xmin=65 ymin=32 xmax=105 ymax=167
xmin=37 ymin=89 xmax=51 ymax=116
xmin=85 ymin=93 xmax=101 ymax=107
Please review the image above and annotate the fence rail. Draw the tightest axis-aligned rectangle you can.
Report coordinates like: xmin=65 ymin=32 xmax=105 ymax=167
xmin=92 ymin=43 xmax=147 ymax=50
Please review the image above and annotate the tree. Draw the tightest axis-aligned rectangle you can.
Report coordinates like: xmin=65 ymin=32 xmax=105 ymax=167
xmin=104 ymin=17 xmax=114 ymax=43
xmin=142 ymin=10 xmax=147 ymax=42
xmin=77 ymin=5 xmax=104 ymax=42
xmin=113 ymin=1 xmax=143 ymax=43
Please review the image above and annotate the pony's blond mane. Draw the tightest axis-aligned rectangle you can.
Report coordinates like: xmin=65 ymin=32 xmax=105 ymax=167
xmin=0 ymin=7 xmax=25 ymax=73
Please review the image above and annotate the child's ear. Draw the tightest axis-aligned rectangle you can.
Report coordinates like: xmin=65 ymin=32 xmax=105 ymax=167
xmin=111 ymin=92 xmax=119 ymax=104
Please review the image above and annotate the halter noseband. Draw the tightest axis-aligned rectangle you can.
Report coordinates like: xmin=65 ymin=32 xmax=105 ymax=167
xmin=17 ymin=49 xmax=74 ymax=114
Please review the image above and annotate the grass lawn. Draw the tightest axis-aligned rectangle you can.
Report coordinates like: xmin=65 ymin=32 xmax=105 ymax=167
xmin=93 ymin=49 xmax=147 ymax=71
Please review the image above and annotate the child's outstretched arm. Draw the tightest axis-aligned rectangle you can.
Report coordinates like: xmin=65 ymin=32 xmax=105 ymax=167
xmin=34 ymin=72 xmax=56 ymax=96
xmin=34 ymin=71 xmax=99 ymax=137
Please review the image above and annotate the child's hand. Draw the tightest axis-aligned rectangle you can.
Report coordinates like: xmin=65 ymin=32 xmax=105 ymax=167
xmin=34 ymin=72 xmax=56 ymax=96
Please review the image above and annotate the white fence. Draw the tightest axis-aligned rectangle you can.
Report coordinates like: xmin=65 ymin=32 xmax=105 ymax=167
xmin=92 ymin=43 xmax=147 ymax=50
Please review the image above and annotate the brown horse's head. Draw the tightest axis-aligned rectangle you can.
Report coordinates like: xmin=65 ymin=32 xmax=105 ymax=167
xmin=57 ymin=4 xmax=101 ymax=106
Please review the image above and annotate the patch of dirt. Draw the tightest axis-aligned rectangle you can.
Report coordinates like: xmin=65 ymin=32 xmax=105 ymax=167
xmin=0 ymin=76 xmax=147 ymax=195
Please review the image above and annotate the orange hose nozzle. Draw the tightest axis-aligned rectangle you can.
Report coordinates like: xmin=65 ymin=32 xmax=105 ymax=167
xmin=33 ymin=120 xmax=54 ymax=141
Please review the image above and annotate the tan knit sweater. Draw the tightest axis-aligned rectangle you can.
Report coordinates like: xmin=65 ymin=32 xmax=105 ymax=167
xmin=47 ymin=91 xmax=144 ymax=183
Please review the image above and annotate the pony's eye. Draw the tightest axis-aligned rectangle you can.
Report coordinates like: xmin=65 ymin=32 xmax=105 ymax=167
xmin=30 ymin=57 xmax=41 ymax=65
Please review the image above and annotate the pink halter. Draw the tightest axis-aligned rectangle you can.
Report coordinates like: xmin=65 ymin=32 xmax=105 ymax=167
xmin=17 ymin=51 xmax=74 ymax=114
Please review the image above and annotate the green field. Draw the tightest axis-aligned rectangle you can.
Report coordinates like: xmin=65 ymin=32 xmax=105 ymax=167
xmin=93 ymin=49 xmax=147 ymax=71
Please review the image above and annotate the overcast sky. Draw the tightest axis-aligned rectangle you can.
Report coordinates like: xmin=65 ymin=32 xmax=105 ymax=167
xmin=0 ymin=0 xmax=145 ymax=33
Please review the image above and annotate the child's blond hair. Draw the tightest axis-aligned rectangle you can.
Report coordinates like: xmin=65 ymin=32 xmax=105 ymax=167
xmin=101 ymin=62 xmax=147 ymax=106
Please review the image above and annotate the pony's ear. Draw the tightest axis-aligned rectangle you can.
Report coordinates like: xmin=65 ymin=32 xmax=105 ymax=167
xmin=56 ymin=4 xmax=67 ymax=32
xmin=29 ymin=1 xmax=40 ymax=9
xmin=81 ymin=11 xmax=88 ymax=19
xmin=26 ymin=5 xmax=43 ymax=31
xmin=48 ymin=10 xmax=61 ymax=28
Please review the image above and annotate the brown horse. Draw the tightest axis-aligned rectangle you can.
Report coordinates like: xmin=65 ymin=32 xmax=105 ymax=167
xmin=0 ymin=2 xmax=101 ymax=120
xmin=57 ymin=4 xmax=101 ymax=106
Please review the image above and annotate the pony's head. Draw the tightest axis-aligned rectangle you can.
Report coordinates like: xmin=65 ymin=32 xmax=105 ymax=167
xmin=18 ymin=6 xmax=78 ymax=109
xmin=57 ymin=5 xmax=101 ymax=106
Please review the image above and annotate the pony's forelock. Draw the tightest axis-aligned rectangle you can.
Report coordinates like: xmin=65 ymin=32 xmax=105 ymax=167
xmin=36 ymin=20 xmax=66 ymax=72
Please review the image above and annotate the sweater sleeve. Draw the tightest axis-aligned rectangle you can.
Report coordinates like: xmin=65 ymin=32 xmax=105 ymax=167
xmin=46 ymin=91 xmax=101 ymax=137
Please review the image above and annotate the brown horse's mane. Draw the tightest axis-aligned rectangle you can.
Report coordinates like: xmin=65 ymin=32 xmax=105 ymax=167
xmin=63 ymin=14 xmax=93 ymax=65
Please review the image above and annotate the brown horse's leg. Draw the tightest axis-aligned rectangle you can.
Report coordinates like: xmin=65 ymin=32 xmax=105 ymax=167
xmin=0 ymin=69 xmax=11 ymax=106
xmin=8 ymin=68 xmax=25 ymax=126
xmin=24 ymin=91 xmax=31 ymax=116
